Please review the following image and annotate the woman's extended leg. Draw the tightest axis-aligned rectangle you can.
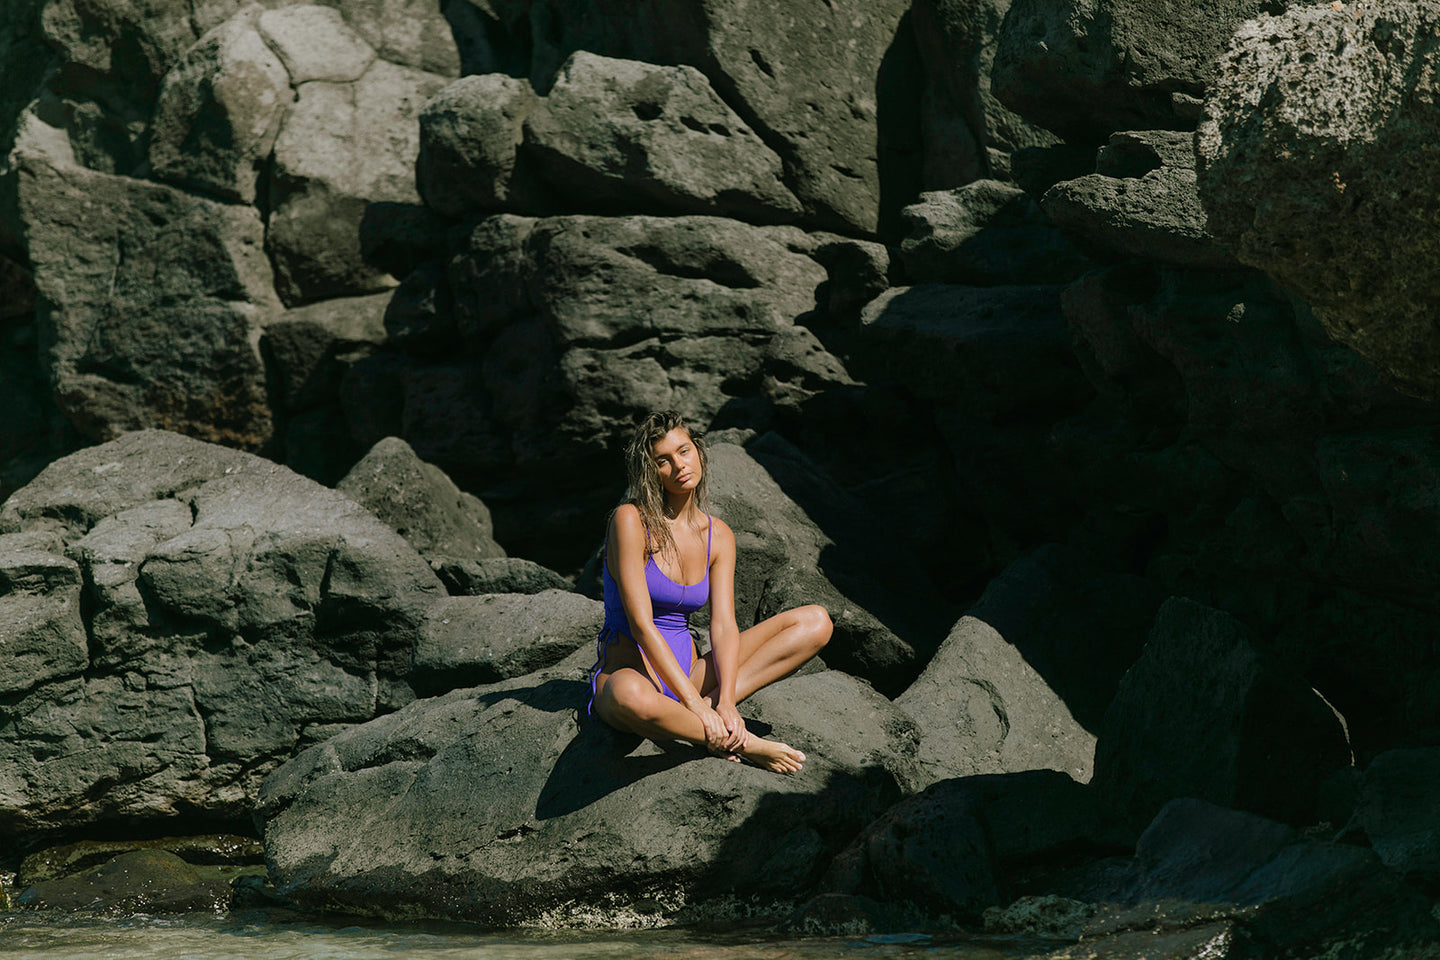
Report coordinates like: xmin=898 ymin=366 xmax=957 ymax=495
xmin=593 ymin=666 xmax=806 ymax=773
xmin=695 ymin=604 xmax=832 ymax=704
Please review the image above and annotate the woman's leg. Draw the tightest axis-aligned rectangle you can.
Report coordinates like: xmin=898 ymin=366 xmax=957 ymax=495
xmin=695 ymin=604 xmax=832 ymax=704
xmin=594 ymin=666 xmax=806 ymax=773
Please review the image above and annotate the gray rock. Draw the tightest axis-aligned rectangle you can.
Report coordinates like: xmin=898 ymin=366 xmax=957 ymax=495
xmin=410 ymin=591 xmax=600 ymax=695
xmin=1091 ymin=598 xmax=1351 ymax=841
xmin=0 ymin=542 xmax=86 ymax=696
xmin=9 ymin=139 xmax=278 ymax=448
xmin=897 ymin=616 xmax=1095 ymax=788
xmin=263 ymin=293 xmax=390 ymax=414
xmin=1042 ymin=131 xmax=1236 ymax=268
xmin=857 ymin=283 xmax=1083 ymax=422
xmin=256 ymin=650 xmax=918 ymax=925
xmin=148 ymin=6 xmax=291 ymax=204
xmin=1196 ymin=0 xmax=1440 ymax=399
xmin=898 ymin=180 xmax=1091 ymax=285
xmin=337 ymin=436 xmax=505 ymax=561
xmin=1348 ymin=748 xmax=1440 ymax=882
xmin=524 ymin=52 xmax=802 ymax=223
xmin=18 ymin=834 xmax=264 ymax=885
xmin=966 ymin=543 xmax=1163 ymax=730
xmin=815 ymin=770 xmax=1096 ymax=922
xmin=1079 ymin=798 xmax=1440 ymax=954
xmin=992 ymin=0 xmax=1276 ymax=142
xmin=259 ymin=4 xmax=375 ymax=83
xmin=527 ymin=0 xmax=916 ymax=236
xmin=416 ymin=74 xmax=543 ymax=219
xmin=0 ymin=430 xmax=447 ymax=835
xmin=431 ymin=556 xmax=573 ymax=596
xmin=317 ymin=0 xmax=461 ymax=77
xmin=267 ymin=59 xmax=450 ymax=304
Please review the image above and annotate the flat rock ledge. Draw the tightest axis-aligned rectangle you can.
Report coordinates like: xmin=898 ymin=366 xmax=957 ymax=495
xmin=256 ymin=648 xmax=922 ymax=926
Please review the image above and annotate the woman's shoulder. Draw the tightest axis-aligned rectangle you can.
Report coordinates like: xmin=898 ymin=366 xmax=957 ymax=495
xmin=705 ymin=513 xmax=736 ymax=546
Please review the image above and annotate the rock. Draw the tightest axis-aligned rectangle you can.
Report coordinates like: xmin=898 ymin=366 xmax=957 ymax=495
xmin=1091 ymin=598 xmax=1351 ymax=841
xmin=983 ymin=894 xmax=1098 ymax=940
xmin=147 ymin=5 xmax=291 ymax=204
xmin=1082 ymin=798 xmax=1440 ymax=955
xmin=17 ymin=850 xmax=232 ymax=914
xmin=909 ymin=0 xmax=1061 ymax=189
xmin=263 ymin=293 xmax=391 ymax=414
xmin=1347 ymin=748 xmax=1440 ymax=882
xmin=0 ymin=539 xmax=87 ymax=696
xmin=256 ymin=649 xmax=918 ymax=925
xmin=897 ymin=180 xmax=1091 ymax=285
xmin=523 ymin=52 xmax=802 ymax=223
xmin=897 ymin=616 xmax=1095 ymax=788
xmin=707 ymin=438 xmax=946 ymax=695
xmin=409 ymin=591 xmax=601 ymax=696
xmin=18 ymin=835 xmax=264 ymax=885
xmin=0 ymin=430 xmax=447 ymax=835
xmin=992 ymin=0 xmax=1276 ymax=142
xmin=1196 ymin=0 xmax=1440 ymax=399
xmin=337 ymin=436 xmax=505 ymax=561
xmin=857 ymin=283 xmax=1084 ymax=423
xmin=966 ymin=544 xmax=1164 ymax=731
xmin=431 ymin=556 xmax=573 ymax=596
xmin=267 ymin=58 xmax=450 ymax=304
xmin=1042 ymin=130 xmax=1237 ymax=268
xmin=815 ymin=771 xmax=1097 ymax=922
xmin=260 ymin=4 xmax=375 ymax=83
xmin=315 ymin=0 xmax=460 ymax=77
xmin=526 ymin=0 xmax=917 ymax=236
xmin=416 ymin=74 xmax=544 ymax=220
xmin=38 ymin=0 xmax=225 ymax=102
xmin=9 ymin=141 xmax=278 ymax=448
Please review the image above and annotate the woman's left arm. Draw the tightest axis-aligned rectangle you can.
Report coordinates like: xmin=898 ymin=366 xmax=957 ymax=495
xmin=706 ymin=519 xmax=746 ymax=749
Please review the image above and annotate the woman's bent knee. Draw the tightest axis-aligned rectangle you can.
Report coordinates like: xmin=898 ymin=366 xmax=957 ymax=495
xmin=599 ymin=670 xmax=664 ymax=726
xmin=801 ymin=604 xmax=832 ymax=650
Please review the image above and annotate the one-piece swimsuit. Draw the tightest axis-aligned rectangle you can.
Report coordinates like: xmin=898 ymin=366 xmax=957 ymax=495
xmin=587 ymin=516 xmax=712 ymax=716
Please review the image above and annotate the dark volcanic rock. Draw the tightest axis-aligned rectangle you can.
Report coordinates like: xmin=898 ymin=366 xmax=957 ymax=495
xmin=992 ymin=0 xmax=1277 ymax=142
xmin=409 ymin=591 xmax=601 ymax=696
xmin=338 ymin=436 xmax=506 ymax=562
xmin=1347 ymin=747 xmax=1440 ymax=883
xmin=0 ymin=431 xmax=445 ymax=835
xmin=431 ymin=556 xmax=573 ymax=596
xmin=814 ymin=771 xmax=1097 ymax=922
xmin=1091 ymin=598 xmax=1351 ymax=841
xmin=256 ymin=648 xmax=919 ymax=925
xmin=1197 ymin=0 xmax=1440 ymax=399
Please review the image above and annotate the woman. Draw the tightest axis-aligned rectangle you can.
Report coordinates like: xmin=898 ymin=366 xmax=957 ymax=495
xmin=588 ymin=411 xmax=832 ymax=773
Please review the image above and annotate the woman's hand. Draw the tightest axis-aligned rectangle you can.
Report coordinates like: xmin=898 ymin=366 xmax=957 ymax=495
xmin=687 ymin=699 xmax=729 ymax=751
xmin=714 ymin=698 xmax=747 ymax=753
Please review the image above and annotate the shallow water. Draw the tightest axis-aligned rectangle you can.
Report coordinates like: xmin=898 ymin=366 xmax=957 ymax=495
xmin=0 ymin=912 xmax=1059 ymax=960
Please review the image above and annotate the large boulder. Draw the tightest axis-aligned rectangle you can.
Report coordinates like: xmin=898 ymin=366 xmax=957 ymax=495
xmin=992 ymin=0 xmax=1275 ymax=142
xmin=1091 ymin=598 xmax=1351 ymax=841
xmin=525 ymin=0 xmax=918 ymax=236
xmin=256 ymin=650 xmax=920 ymax=925
xmin=897 ymin=616 xmax=1096 ymax=788
xmin=812 ymin=770 xmax=1097 ymax=923
xmin=1346 ymin=747 xmax=1440 ymax=882
xmin=524 ymin=52 xmax=802 ymax=223
xmin=337 ymin=436 xmax=505 ymax=562
xmin=0 ymin=431 xmax=446 ymax=835
xmin=415 ymin=73 xmax=544 ymax=219
xmin=8 ymin=131 xmax=278 ymax=448
xmin=1196 ymin=0 xmax=1440 ymax=399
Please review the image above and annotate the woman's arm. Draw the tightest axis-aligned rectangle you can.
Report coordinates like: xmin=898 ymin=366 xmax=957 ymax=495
xmin=705 ymin=518 xmax=746 ymax=748
xmin=609 ymin=506 xmax=726 ymax=745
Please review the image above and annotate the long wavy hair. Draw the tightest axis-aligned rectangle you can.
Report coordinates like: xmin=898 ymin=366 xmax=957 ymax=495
xmin=621 ymin=410 xmax=710 ymax=563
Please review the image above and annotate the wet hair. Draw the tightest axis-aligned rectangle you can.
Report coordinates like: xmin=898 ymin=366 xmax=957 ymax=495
xmin=622 ymin=410 xmax=709 ymax=562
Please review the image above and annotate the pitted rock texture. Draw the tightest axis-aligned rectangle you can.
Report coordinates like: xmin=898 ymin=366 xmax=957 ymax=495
xmin=1197 ymin=0 xmax=1440 ymax=399
xmin=0 ymin=431 xmax=445 ymax=835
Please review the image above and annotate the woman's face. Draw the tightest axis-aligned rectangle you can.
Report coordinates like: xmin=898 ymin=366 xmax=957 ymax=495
xmin=652 ymin=427 xmax=702 ymax=497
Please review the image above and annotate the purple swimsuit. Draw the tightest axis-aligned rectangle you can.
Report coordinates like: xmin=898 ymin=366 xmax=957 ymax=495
xmin=587 ymin=517 xmax=712 ymax=715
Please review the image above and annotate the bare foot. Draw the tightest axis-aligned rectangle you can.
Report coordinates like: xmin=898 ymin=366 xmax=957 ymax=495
xmin=737 ymin=732 xmax=805 ymax=773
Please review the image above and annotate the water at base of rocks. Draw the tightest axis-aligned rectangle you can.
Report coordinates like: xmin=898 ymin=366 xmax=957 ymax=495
xmin=0 ymin=911 xmax=1063 ymax=960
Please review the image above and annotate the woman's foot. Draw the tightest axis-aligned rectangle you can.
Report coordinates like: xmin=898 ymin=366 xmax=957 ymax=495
xmin=737 ymin=732 xmax=805 ymax=773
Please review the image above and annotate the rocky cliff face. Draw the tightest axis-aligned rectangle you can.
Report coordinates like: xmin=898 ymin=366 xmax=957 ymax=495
xmin=4 ymin=0 xmax=1440 ymax=951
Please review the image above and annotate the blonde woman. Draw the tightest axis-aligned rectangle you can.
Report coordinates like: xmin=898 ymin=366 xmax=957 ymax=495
xmin=587 ymin=411 xmax=832 ymax=772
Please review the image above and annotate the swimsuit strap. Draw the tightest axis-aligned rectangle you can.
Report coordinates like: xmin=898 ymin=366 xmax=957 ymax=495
xmin=706 ymin=514 xmax=712 ymax=565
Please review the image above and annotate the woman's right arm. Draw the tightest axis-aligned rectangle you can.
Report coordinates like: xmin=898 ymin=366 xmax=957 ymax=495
xmin=609 ymin=505 xmax=727 ymax=747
